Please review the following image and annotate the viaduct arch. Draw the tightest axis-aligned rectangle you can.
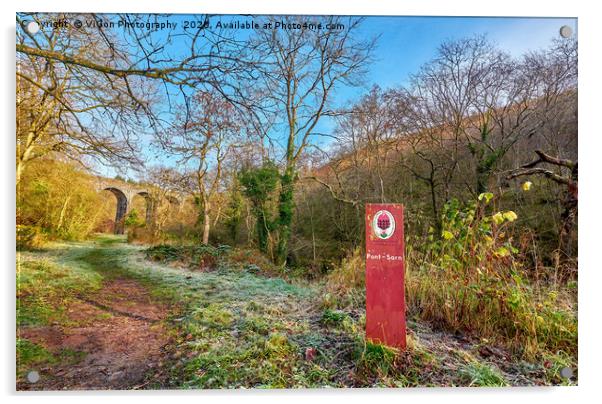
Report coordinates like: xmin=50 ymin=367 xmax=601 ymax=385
xmin=95 ymin=177 xmax=179 ymax=235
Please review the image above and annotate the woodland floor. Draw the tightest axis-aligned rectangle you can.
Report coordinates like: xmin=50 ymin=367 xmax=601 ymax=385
xmin=16 ymin=235 xmax=574 ymax=390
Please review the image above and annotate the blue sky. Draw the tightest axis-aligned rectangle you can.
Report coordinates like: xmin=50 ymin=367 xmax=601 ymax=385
xmin=346 ymin=16 xmax=576 ymax=94
xmin=99 ymin=15 xmax=578 ymax=179
xmin=308 ymin=16 xmax=578 ymax=147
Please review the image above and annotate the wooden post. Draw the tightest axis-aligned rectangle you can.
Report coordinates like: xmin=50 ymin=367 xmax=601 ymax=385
xmin=365 ymin=203 xmax=406 ymax=349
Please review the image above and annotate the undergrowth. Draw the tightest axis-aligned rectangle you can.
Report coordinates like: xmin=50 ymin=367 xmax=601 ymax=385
xmin=145 ymin=244 xmax=226 ymax=271
xmin=407 ymin=195 xmax=577 ymax=359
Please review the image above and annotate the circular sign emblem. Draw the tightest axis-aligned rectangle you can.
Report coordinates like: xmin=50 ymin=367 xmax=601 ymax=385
xmin=373 ymin=210 xmax=395 ymax=240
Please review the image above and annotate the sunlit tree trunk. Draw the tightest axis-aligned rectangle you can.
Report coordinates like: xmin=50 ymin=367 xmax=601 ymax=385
xmin=56 ymin=195 xmax=71 ymax=231
xmin=202 ymin=200 xmax=211 ymax=245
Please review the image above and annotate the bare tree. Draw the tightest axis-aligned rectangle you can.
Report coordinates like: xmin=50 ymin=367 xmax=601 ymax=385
xmin=505 ymin=39 xmax=577 ymax=258
xmin=391 ymin=86 xmax=462 ymax=225
xmin=253 ymin=16 xmax=374 ymax=265
xmin=16 ymin=13 xmax=262 ymax=184
xmin=138 ymin=166 xmax=188 ymax=238
xmin=399 ymin=36 xmax=577 ymax=197
xmin=16 ymin=13 xmax=150 ymax=183
xmin=162 ymin=90 xmax=243 ymax=244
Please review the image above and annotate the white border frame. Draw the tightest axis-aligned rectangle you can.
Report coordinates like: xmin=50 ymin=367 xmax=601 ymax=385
xmin=3 ymin=2 xmax=600 ymax=404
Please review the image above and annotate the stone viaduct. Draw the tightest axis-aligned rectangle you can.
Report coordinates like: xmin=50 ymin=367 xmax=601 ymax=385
xmin=94 ymin=177 xmax=180 ymax=234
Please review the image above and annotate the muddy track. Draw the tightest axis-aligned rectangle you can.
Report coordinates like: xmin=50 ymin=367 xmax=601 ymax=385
xmin=18 ymin=278 xmax=175 ymax=390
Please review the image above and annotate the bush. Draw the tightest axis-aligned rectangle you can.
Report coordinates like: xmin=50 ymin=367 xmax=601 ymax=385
xmin=406 ymin=195 xmax=577 ymax=358
xmin=127 ymin=226 xmax=157 ymax=244
xmin=145 ymin=244 xmax=181 ymax=261
xmin=16 ymin=225 xmax=46 ymax=250
xmin=17 ymin=159 xmax=115 ymax=240
xmin=124 ymin=209 xmax=144 ymax=227
xmin=227 ymin=247 xmax=279 ymax=275
xmin=145 ymin=244 xmax=220 ymax=271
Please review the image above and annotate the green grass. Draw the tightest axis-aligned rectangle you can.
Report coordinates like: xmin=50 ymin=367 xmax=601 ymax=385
xmin=458 ymin=362 xmax=508 ymax=387
xmin=405 ymin=266 xmax=578 ymax=359
xmin=355 ymin=340 xmax=398 ymax=378
xmin=540 ymin=350 xmax=577 ymax=386
xmin=320 ymin=309 xmax=350 ymax=327
xmin=16 ymin=257 xmax=103 ymax=326
xmin=16 ymin=338 xmax=86 ymax=378
xmin=145 ymin=244 xmax=221 ymax=270
xmin=16 ymin=339 xmax=56 ymax=377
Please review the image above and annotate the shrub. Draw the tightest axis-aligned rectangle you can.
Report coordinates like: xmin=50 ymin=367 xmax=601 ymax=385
xmin=16 ymin=225 xmax=45 ymax=250
xmin=325 ymin=248 xmax=364 ymax=291
xmin=243 ymin=264 xmax=261 ymax=274
xmin=145 ymin=244 xmax=182 ymax=262
xmin=227 ymin=247 xmax=279 ymax=275
xmin=124 ymin=209 xmax=144 ymax=227
xmin=406 ymin=195 xmax=577 ymax=358
xmin=145 ymin=244 xmax=220 ymax=271
xmin=17 ymin=159 xmax=115 ymax=240
xmin=127 ymin=226 xmax=158 ymax=244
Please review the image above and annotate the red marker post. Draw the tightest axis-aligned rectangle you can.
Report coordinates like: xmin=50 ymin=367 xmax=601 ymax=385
xmin=365 ymin=203 xmax=406 ymax=349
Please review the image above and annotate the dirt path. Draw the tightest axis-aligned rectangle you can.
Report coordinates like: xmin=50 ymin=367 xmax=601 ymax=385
xmin=18 ymin=278 xmax=174 ymax=390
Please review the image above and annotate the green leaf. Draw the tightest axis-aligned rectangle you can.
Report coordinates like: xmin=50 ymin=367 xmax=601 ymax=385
xmin=494 ymin=246 xmax=510 ymax=257
xmin=502 ymin=211 xmax=518 ymax=222
xmin=478 ymin=192 xmax=494 ymax=204
xmin=492 ymin=212 xmax=504 ymax=225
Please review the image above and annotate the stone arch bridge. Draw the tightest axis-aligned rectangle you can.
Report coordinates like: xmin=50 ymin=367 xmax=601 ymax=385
xmin=95 ymin=177 xmax=180 ymax=234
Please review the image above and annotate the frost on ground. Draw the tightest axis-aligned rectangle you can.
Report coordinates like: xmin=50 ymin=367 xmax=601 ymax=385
xmin=16 ymin=236 xmax=575 ymax=390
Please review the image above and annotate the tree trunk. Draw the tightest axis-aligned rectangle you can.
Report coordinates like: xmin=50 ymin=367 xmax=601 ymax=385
xmin=506 ymin=151 xmax=578 ymax=261
xmin=256 ymin=209 xmax=269 ymax=254
xmin=476 ymin=152 xmax=501 ymax=195
xmin=559 ymin=167 xmax=578 ymax=257
xmin=276 ymin=164 xmax=295 ymax=266
xmin=16 ymin=160 xmax=26 ymax=186
xmin=57 ymin=195 xmax=71 ymax=231
xmin=428 ymin=176 xmax=441 ymax=231
xmin=559 ymin=190 xmax=577 ymax=256
xmin=202 ymin=201 xmax=211 ymax=245
xmin=476 ymin=161 xmax=491 ymax=195
xmin=16 ymin=132 xmax=36 ymax=186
